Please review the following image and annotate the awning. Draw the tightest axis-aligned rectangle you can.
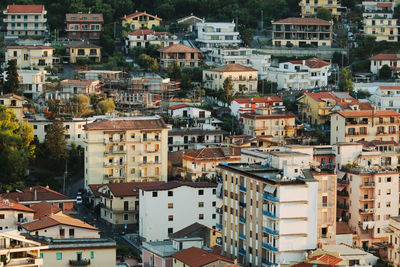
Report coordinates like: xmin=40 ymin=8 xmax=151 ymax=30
xmin=337 ymin=185 xmax=346 ymax=191
xmin=264 ymin=184 xmax=276 ymax=194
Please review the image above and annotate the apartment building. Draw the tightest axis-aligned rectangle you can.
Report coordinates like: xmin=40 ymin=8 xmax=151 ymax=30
xmin=0 ymin=93 xmax=24 ymax=122
xmin=0 ymin=198 xmax=34 ymax=229
xmin=18 ymin=69 xmax=47 ymax=100
xmin=298 ymin=92 xmax=372 ymax=127
xmin=370 ymin=86 xmax=400 ymax=112
xmin=5 ymin=45 xmax=54 ymax=70
xmin=172 ymin=247 xmax=236 ymax=267
xmin=122 ymin=11 xmax=162 ymax=31
xmin=46 ymin=79 xmax=101 ymax=100
xmin=168 ymin=128 xmax=227 ymax=152
xmin=181 ymin=147 xmax=241 ymax=180
xmin=3 ymin=4 xmax=48 ymax=38
xmin=83 ymin=117 xmax=169 ymax=187
xmin=203 ymin=64 xmax=258 ymax=94
xmin=364 ymin=17 xmax=398 ymax=42
xmin=65 ymin=13 xmax=104 ymax=40
xmin=272 ymin=18 xmax=332 ymax=47
xmin=267 ymin=57 xmax=331 ymax=91
xmin=66 ymin=41 xmax=101 ymax=63
xmin=369 ymin=53 xmax=400 ymax=76
xmin=138 ymin=181 xmax=218 ymax=242
xmin=242 ymin=109 xmax=298 ymax=141
xmin=217 ymin=163 xmax=318 ymax=266
xmin=168 ymin=104 xmax=211 ymax=121
xmin=363 ymin=0 xmax=394 ymax=19
xmin=230 ymin=96 xmax=284 ymax=119
xmin=330 ymin=110 xmax=400 ymax=145
xmin=176 ymin=14 xmax=204 ymax=32
xmin=125 ymin=29 xmax=179 ymax=52
xmin=299 ymin=0 xmax=342 ymax=18
xmin=98 ymin=181 xmax=163 ymax=231
xmin=195 ymin=21 xmax=241 ymax=52
xmin=388 ymin=216 xmax=400 ymax=266
xmin=158 ymin=44 xmax=203 ymax=69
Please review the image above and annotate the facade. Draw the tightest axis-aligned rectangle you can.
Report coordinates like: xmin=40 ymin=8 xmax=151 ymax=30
xmin=65 ymin=13 xmax=104 ymax=40
xmin=299 ymin=0 xmax=342 ymax=18
xmin=3 ymin=4 xmax=48 ymax=38
xmin=370 ymin=86 xmax=400 ymax=112
xmin=5 ymin=45 xmax=54 ymax=70
xmin=362 ymin=0 xmax=394 ymax=19
xmin=168 ymin=104 xmax=211 ymax=120
xmin=171 ymin=247 xmax=236 ymax=267
xmin=83 ymin=117 xmax=169 ymax=187
xmin=388 ymin=216 xmax=400 ymax=266
xmin=230 ymin=96 xmax=284 ymax=119
xmin=98 ymin=181 xmax=163 ymax=231
xmin=0 ymin=93 xmax=25 ymax=122
xmin=158 ymin=44 xmax=203 ymax=69
xmin=0 ymin=198 xmax=34 ymax=230
xmin=122 ymin=11 xmax=162 ymax=31
xmin=125 ymin=29 xmax=179 ymax=53
xmin=369 ymin=53 xmax=400 ymax=76
xmin=298 ymin=92 xmax=372 ymax=127
xmin=195 ymin=22 xmax=241 ymax=52
xmin=217 ymin=163 xmax=318 ymax=266
xmin=364 ymin=17 xmax=398 ymax=42
xmin=330 ymin=110 xmax=400 ymax=145
xmin=203 ymin=64 xmax=258 ymax=94
xmin=138 ymin=181 xmax=218 ymax=242
xmin=267 ymin=57 xmax=331 ymax=90
xmin=66 ymin=41 xmax=101 ymax=64
xmin=272 ymin=18 xmax=332 ymax=47
xmin=18 ymin=69 xmax=47 ymax=99
xmin=176 ymin=14 xmax=204 ymax=32
xmin=168 ymin=129 xmax=227 ymax=152
xmin=181 ymin=147 xmax=241 ymax=180
xmin=46 ymin=79 xmax=101 ymax=100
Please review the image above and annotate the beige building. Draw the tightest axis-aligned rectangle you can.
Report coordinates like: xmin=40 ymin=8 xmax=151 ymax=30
xmin=83 ymin=116 xmax=169 ymax=188
xmin=330 ymin=110 xmax=400 ymax=145
xmin=66 ymin=41 xmax=101 ymax=63
xmin=3 ymin=4 xmax=48 ymax=38
xmin=181 ymin=147 xmax=241 ymax=180
xmin=98 ymin=181 xmax=163 ymax=231
xmin=388 ymin=216 xmax=400 ymax=266
xmin=0 ymin=93 xmax=25 ymax=122
xmin=5 ymin=45 xmax=54 ymax=70
xmin=299 ymin=0 xmax=342 ymax=18
xmin=0 ymin=197 xmax=34 ymax=230
xmin=364 ymin=17 xmax=398 ymax=42
xmin=272 ymin=17 xmax=332 ymax=47
xmin=203 ymin=64 xmax=258 ymax=94
xmin=158 ymin=44 xmax=203 ymax=68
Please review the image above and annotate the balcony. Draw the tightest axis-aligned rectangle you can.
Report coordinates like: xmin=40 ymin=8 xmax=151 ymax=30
xmin=262 ymin=259 xmax=274 ymax=265
xmin=263 ymin=192 xmax=279 ymax=202
xmin=239 ymin=201 xmax=246 ymax=208
xmin=216 ymin=223 xmax=222 ymax=230
xmin=360 ymin=182 xmax=375 ymax=188
xmin=360 ymin=195 xmax=375 ymax=201
xmin=104 ymin=138 xmax=125 ymax=143
xmin=338 ymin=203 xmax=349 ymax=210
xmin=263 ymin=210 xmax=278 ymax=219
xmin=104 ymin=150 xmax=126 ymax=155
xmin=345 ymin=132 xmax=368 ymax=137
xmin=104 ymin=162 xmax=125 ymax=167
xmin=239 ymin=185 xmax=246 ymax=192
xmin=239 ymin=216 xmax=246 ymax=223
xmin=239 ymin=233 xmax=246 ymax=239
xmin=262 ymin=226 xmax=279 ymax=235
xmin=238 ymin=248 xmax=246 ymax=255
xmin=140 ymin=161 xmax=161 ymax=166
xmin=104 ymin=174 xmax=125 ymax=180
xmin=262 ymin=242 xmax=278 ymax=252
xmin=69 ymin=259 xmax=91 ymax=266
xmin=359 ymin=208 xmax=375 ymax=214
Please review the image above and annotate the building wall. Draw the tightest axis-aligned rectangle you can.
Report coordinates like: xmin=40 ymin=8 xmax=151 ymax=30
xmin=272 ymin=23 xmax=332 ymax=47
xmin=68 ymin=47 xmax=101 ymax=63
xmin=139 ymin=185 xmax=218 ymax=242
xmin=122 ymin=16 xmax=161 ymax=31
xmin=100 ymin=194 xmax=138 ymax=228
xmin=5 ymin=47 xmax=53 ymax=69
xmin=299 ymin=0 xmax=341 ymax=17
xmin=168 ymin=107 xmax=211 ymax=119
xmin=388 ymin=218 xmax=400 ymax=266
xmin=364 ymin=18 xmax=398 ymax=42
xmin=26 ymin=224 xmax=99 ymax=239
xmin=142 ymin=249 xmax=170 ymax=267
xmin=0 ymin=210 xmax=33 ymax=230
xmin=5 ymin=11 xmax=47 ymax=37
xmin=0 ymin=96 xmax=24 ymax=122
xmin=242 ymin=116 xmax=296 ymax=140
xmin=203 ymin=70 xmax=258 ymax=94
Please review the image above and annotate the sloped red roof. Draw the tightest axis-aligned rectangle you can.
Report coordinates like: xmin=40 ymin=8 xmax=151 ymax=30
xmin=88 ymin=184 xmax=103 ymax=198
xmin=128 ymin=29 xmax=154 ymax=36
xmin=6 ymin=5 xmax=44 ymax=14
xmin=182 ymin=147 xmax=241 ymax=161
xmin=31 ymin=201 xmax=61 ymax=219
xmin=242 ymin=112 xmax=296 ymax=120
xmin=377 ymin=2 xmax=392 ymax=7
xmin=208 ymin=64 xmax=257 ymax=72
xmin=1 ymin=186 xmax=73 ymax=202
xmin=309 ymin=254 xmax=343 ymax=265
xmin=232 ymin=96 xmax=282 ymax=104
xmin=6 ymin=46 xmax=53 ymax=50
xmin=21 ymin=214 xmax=98 ymax=231
xmin=289 ymin=57 xmax=330 ymax=69
xmin=138 ymin=181 xmax=217 ymax=191
xmin=0 ymin=93 xmax=25 ymax=101
xmin=105 ymin=182 xmax=165 ymax=197
xmin=0 ymin=198 xmax=33 ymax=213
xmin=172 ymin=247 xmax=235 ymax=267
xmin=336 ymin=110 xmax=400 ymax=118
xmin=158 ymin=43 xmax=202 ymax=53
xmin=379 ymin=86 xmax=400 ymax=90
xmin=123 ymin=11 xmax=162 ymax=21
xmin=273 ymin=17 xmax=331 ymax=26
xmin=168 ymin=104 xmax=194 ymax=110
xmin=370 ymin=53 xmax=399 ymax=60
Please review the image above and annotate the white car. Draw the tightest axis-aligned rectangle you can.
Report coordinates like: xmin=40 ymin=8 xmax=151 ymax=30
xmin=76 ymin=195 xmax=82 ymax=204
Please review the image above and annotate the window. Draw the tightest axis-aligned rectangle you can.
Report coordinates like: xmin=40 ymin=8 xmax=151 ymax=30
xmin=386 ymin=214 xmax=390 ymax=220
xmin=40 ymin=253 xmax=43 ymax=258
xmin=212 ymin=214 xmax=216 ymax=219
xmin=168 ymin=191 xmax=173 ymax=197
xmin=198 ymin=190 xmax=204 ymax=195
xmin=168 ymin=203 xmax=173 ymax=209
xmin=322 ymin=196 xmax=327 ymax=207
xmin=387 ymin=189 xmax=391 ymax=195
xmin=153 ymin=192 xmax=158 ymax=197
xmin=213 ymin=189 xmax=216 ymax=195
xmin=387 ymin=201 xmax=391 ymax=207
xmin=90 ymin=251 xmax=94 ymax=259
xmin=212 ymin=201 xmax=216 ymax=207
xmin=198 ymin=202 xmax=204 ymax=207
xmin=124 ymin=214 xmax=129 ymax=221
xmin=168 ymin=215 xmax=173 ymax=221
xmin=387 ymin=177 xmax=392 ymax=182
xmin=199 ymin=214 xmax=204 ymax=220
xmin=168 ymin=228 xmax=173 ymax=234
xmin=56 ymin=253 xmax=62 ymax=260
xmin=0 ymin=215 xmax=4 ymax=219
xmin=59 ymin=229 xmax=65 ymax=237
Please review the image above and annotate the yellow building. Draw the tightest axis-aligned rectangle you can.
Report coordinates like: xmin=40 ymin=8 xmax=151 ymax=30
xmin=364 ymin=18 xmax=399 ymax=42
xmin=83 ymin=116 xmax=169 ymax=188
xmin=388 ymin=216 xmax=400 ymax=266
xmin=203 ymin=64 xmax=258 ymax=94
xmin=66 ymin=41 xmax=101 ymax=64
xmin=5 ymin=45 xmax=54 ymax=70
xmin=122 ymin=11 xmax=162 ymax=31
xmin=0 ymin=93 xmax=25 ymax=122
xmin=299 ymin=0 xmax=342 ymax=18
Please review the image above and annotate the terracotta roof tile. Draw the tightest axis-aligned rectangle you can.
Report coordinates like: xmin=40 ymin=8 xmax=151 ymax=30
xmin=0 ymin=186 xmax=73 ymax=202
xmin=128 ymin=29 xmax=154 ymax=36
xmin=138 ymin=181 xmax=217 ymax=191
xmin=66 ymin=41 xmax=101 ymax=49
xmin=309 ymin=254 xmax=343 ymax=265
xmin=105 ymin=181 xmax=165 ymax=197
xmin=83 ymin=117 xmax=168 ymax=131
xmin=241 ymin=112 xmax=296 ymax=119
xmin=31 ymin=201 xmax=61 ymax=219
xmin=0 ymin=93 xmax=25 ymax=101
xmin=207 ymin=64 xmax=257 ymax=73
xmin=60 ymin=79 xmax=97 ymax=86
xmin=232 ymin=96 xmax=282 ymax=104
xmin=6 ymin=45 xmax=54 ymax=50
xmin=289 ymin=57 xmax=331 ymax=69
xmin=122 ymin=11 xmax=162 ymax=21
xmin=172 ymin=247 xmax=235 ymax=267
xmin=182 ymin=147 xmax=241 ymax=161
xmin=336 ymin=110 xmax=400 ymax=118
xmin=370 ymin=54 xmax=399 ymax=60
xmin=273 ymin=17 xmax=332 ymax=26
xmin=377 ymin=2 xmax=392 ymax=7
xmin=88 ymin=184 xmax=103 ymax=198
xmin=168 ymin=104 xmax=194 ymax=110
xmin=21 ymin=214 xmax=98 ymax=231
xmin=379 ymin=86 xmax=400 ymax=90
xmin=0 ymin=198 xmax=33 ymax=213
xmin=158 ymin=44 xmax=202 ymax=53
xmin=66 ymin=13 xmax=104 ymax=22
xmin=6 ymin=5 xmax=44 ymax=14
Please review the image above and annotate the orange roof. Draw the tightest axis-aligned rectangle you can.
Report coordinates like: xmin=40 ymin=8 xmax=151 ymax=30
xmin=207 ymin=64 xmax=257 ymax=73
xmin=289 ymin=57 xmax=331 ymax=69
xmin=377 ymin=2 xmax=392 ymax=7
xmin=336 ymin=110 xmax=400 ymax=118
xmin=6 ymin=45 xmax=54 ymax=50
xmin=0 ymin=198 xmax=33 ymax=213
xmin=31 ymin=201 xmax=61 ymax=219
xmin=172 ymin=247 xmax=235 ymax=267
xmin=6 ymin=5 xmax=44 ymax=14
xmin=309 ymin=254 xmax=343 ymax=265
xmin=242 ymin=112 xmax=296 ymax=120
xmin=182 ymin=147 xmax=241 ymax=161
xmin=60 ymin=79 xmax=97 ymax=86
xmin=122 ymin=11 xmax=162 ymax=21
xmin=379 ymin=86 xmax=400 ymax=90
xmin=273 ymin=17 xmax=331 ymax=26
xmin=0 ymin=93 xmax=24 ymax=101
xmin=168 ymin=104 xmax=194 ymax=110
xmin=105 ymin=181 xmax=165 ymax=197
xmin=21 ymin=214 xmax=98 ymax=231
xmin=83 ymin=118 xmax=168 ymax=131
xmin=232 ymin=96 xmax=282 ymax=104
xmin=1 ymin=185 xmax=73 ymax=202
xmin=370 ymin=53 xmax=399 ymax=60
xmin=128 ymin=29 xmax=154 ymax=36
xmin=158 ymin=44 xmax=202 ymax=53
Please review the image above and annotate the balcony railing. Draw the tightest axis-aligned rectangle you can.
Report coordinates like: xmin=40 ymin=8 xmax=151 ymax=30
xmin=238 ymin=248 xmax=246 ymax=255
xmin=239 ymin=233 xmax=246 ymax=239
xmin=338 ymin=203 xmax=349 ymax=209
xmin=239 ymin=201 xmax=246 ymax=208
xmin=262 ymin=226 xmax=279 ymax=235
xmin=239 ymin=216 xmax=246 ymax=223
xmin=263 ymin=192 xmax=279 ymax=202
xmin=360 ymin=182 xmax=375 ymax=188
xmin=104 ymin=162 xmax=125 ymax=167
xmin=263 ymin=210 xmax=278 ymax=219
xmin=359 ymin=208 xmax=375 ymax=214
xmin=239 ymin=185 xmax=246 ymax=192
xmin=69 ymin=259 xmax=91 ymax=266
xmin=104 ymin=150 xmax=126 ymax=155
xmin=262 ymin=242 xmax=278 ymax=252
xmin=360 ymin=195 xmax=375 ymax=201
xmin=104 ymin=138 xmax=125 ymax=143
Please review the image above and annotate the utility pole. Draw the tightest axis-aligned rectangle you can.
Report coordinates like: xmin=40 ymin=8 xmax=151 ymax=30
xmin=114 ymin=22 xmax=116 ymax=39
xmin=63 ymin=160 xmax=68 ymax=194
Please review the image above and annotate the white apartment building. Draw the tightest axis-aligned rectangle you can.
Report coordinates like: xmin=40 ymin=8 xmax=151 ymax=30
xmin=168 ymin=128 xmax=226 ymax=152
xmin=217 ymin=162 xmax=318 ymax=266
xmin=125 ymin=29 xmax=179 ymax=53
xmin=83 ymin=117 xmax=169 ymax=188
xmin=18 ymin=69 xmax=47 ymax=99
xmin=195 ymin=21 xmax=241 ymax=52
xmin=138 ymin=181 xmax=218 ymax=241
xmin=370 ymin=86 xmax=400 ymax=112
xmin=46 ymin=79 xmax=101 ymax=100
xmin=0 ymin=198 xmax=34 ymax=229
xmin=3 ymin=4 xmax=48 ymax=38
xmin=267 ymin=57 xmax=331 ymax=90
xmin=369 ymin=53 xmax=400 ymax=76
xmin=168 ymin=104 xmax=211 ymax=120
xmin=230 ymin=96 xmax=285 ymax=119
xmin=362 ymin=0 xmax=394 ymax=19
xmin=364 ymin=17 xmax=398 ymax=42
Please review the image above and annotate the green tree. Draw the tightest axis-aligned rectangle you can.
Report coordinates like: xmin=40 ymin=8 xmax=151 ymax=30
xmin=338 ymin=69 xmax=354 ymax=93
xmin=44 ymin=120 xmax=67 ymax=164
xmin=167 ymin=62 xmax=182 ymax=80
xmin=137 ymin=54 xmax=158 ymax=71
xmin=181 ymin=74 xmax=192 ymax=91
xmin=379 ymin=64 xmax=392 ymax=80
xmin=222 ymin=78 xmax=234 ymax=102
xmin=361 ymin=35 xmax=377 ymax=57
xmin=76 ymin=57 xmax=91 ymax=66
xmin=316 ymin=8 xmax=332 ymax=21
xmin=238 ymin=25 xmax=254 ymax=46
xmin=0 ymin=105 xmax=35 ymax=183
xmin=100 ymin=34 xmax=115 ymax=56
xmin=2 ymin=60 xmax=20 ymax=94
xmin=98 ymin=98 xmax=116 ymax=114
xmin=71 ymin=94 xmax=91 ymax=117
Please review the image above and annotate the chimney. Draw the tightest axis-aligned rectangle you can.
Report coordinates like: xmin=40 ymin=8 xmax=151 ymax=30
xmin=34 ymin=189 xmax=37 ymax=201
